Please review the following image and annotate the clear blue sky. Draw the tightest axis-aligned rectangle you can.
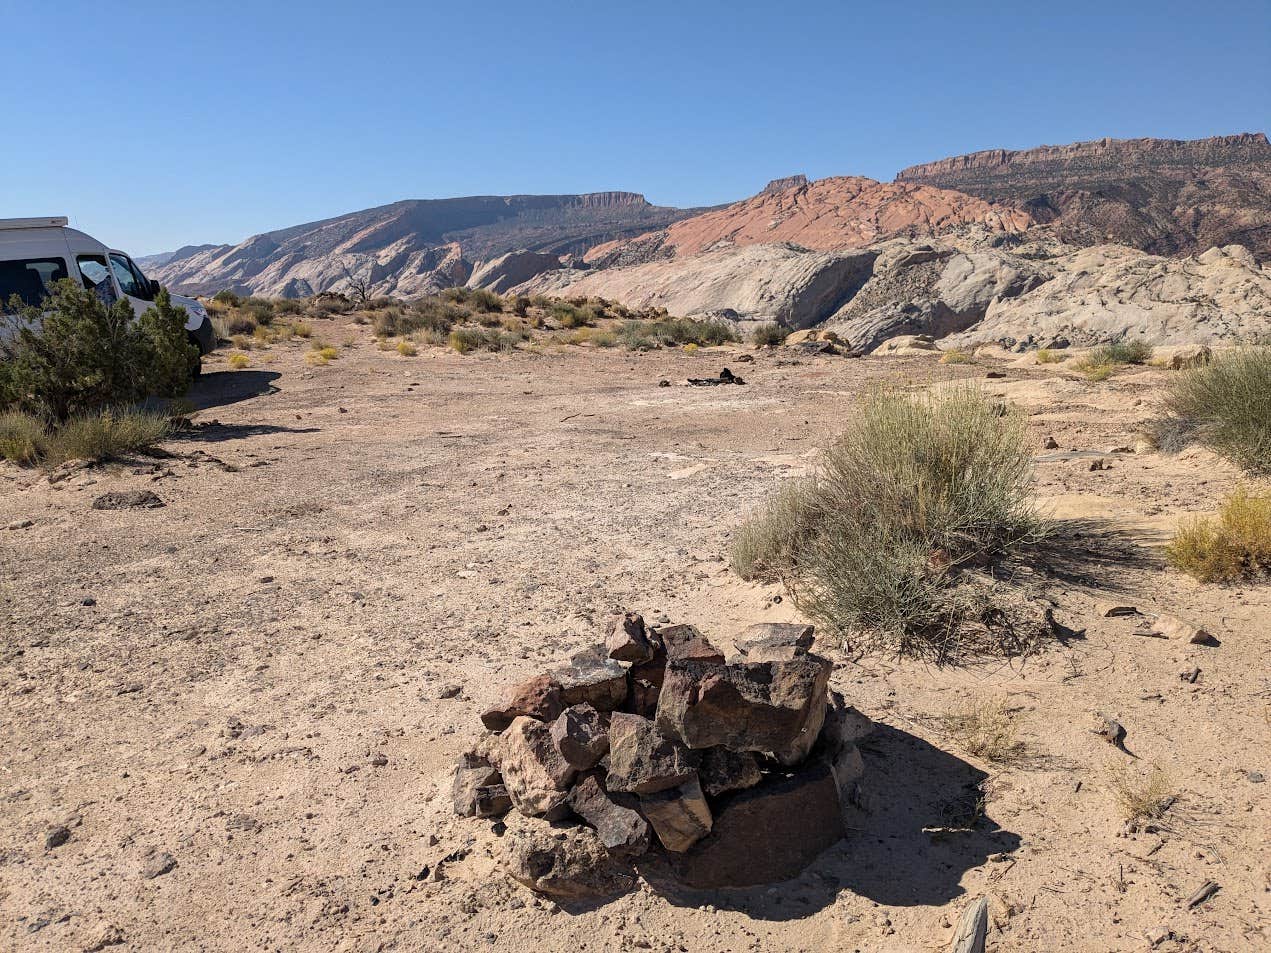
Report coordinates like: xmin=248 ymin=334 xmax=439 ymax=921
xmin=3 ymin=0 xmax=1268 ymax=254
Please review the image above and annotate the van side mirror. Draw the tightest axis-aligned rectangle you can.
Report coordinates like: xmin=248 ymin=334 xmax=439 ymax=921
xmin=150 ymin=279 xmax=162 ymax=297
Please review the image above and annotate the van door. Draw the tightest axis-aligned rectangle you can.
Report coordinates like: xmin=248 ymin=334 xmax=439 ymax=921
xmin=107 ymin=251 xmax=157 ymax=317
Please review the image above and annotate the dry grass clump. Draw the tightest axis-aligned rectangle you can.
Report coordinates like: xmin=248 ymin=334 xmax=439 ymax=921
xmin=1073 ymin=340 xmax=1154 ymax=380
xmin=1108 ymin=764 xmax=1174 ymax=822
xmin=449 ymin=327 xmax=523 ymax=354
xmin=1166 ymin=487 xmax=1271 ymax=582
xmin=730 ymin=387 xmax=1049 ymax=659
xmin=943 ymin=698 xmax=1025 ymax=763
xmin=0 ymin=410 xmax=47 ymax=464
xmin=1035 ymin=348 xmax=1066 ymax=364
xmin=751 ymin=322 xmax=787 ymax=347
xmin=939 ymin=349 xmax=972 ymax=365
xmin=291 ymin=321 xmax=313 ymax=338
xmin=3 ymin=409 xmax=170 ymax=466
xmin=396 ymin=340 xmax=417 ymax=357
xmin=618 ymin=317 xmax=738 ymax=350
xmin=1150 ymin=346 xmax=1271 ymax=473
xmin=566 ymin=327 xmax=617 ymax=347
xmin=227 ymin=353 xmax=250 ymax=369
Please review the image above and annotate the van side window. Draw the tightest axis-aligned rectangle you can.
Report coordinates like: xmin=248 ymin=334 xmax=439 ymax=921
xmin=109 ymin=253 xmax=153 ymax=301
xmin=77 ymin=254 xmax=110 ymax=290
xmin=0 ymin=258 xmax=69 ymax=307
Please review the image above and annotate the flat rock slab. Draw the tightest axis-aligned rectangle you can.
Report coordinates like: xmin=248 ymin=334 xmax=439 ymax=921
xmin=481 ymin=675 xmax=565 ymax=732
xmin=640 ymin=775 xmax=713 ymax=852
xmin=656 ymin=655 xmax=832 ymax=756
xmin=729 ymin=622 xmax=816 ymax=663
xmin=92 ymin=490 xmax=164 ymax=510
xmin=673 ymin=759 xmax=846 ymax=888
xmin=567 ymin=774 xmax=649 ymax=857
xmin=606 ymin=712 xmax=700 ymax=795
xmin=553 ymin=648 xmax=629 ymax=711
xmin=656 ymin=624 xmax=725 ymax=664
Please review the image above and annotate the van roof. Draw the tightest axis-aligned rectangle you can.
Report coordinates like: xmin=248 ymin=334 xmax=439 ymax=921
xmin=0 ymin=217 xmax=69 ymax=230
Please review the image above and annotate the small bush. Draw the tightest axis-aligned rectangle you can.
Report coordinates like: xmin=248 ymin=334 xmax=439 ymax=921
xmin=939 ymin=349 xmax=972 ymax=365
xmin=396 ymin=340 xmax=417 ymax=356
xmin=243 ymin=298 xmax=275 ymax=325
xmin=943 ymin=698 xmax=1024 ymax=763
xmin=750 ymin=322 xmax=786 ymax=347
xmin=441 ymin=287 xmax=472 ymax=303
xmin=1035 ymin=348 xmax=1065 ymax=364
xmin=45 ymin=408 xmax=170 ymax=463
xmin=291 ymin=321 xmax=313 ymax=338
xmin=212 ymin=290 xmax=241 ymax=306
xmin=467 ymin=288 xmax=504 ymax=313
xmin=274 ymin=298 xmax=304 ymax=315
xmin=1152 ymin=346 xmax=1271 ymax=473
xmin=225 ymin=313 xmax=258 ymax=336
xmin=449 ymin=327 xmax=521 ymax=354
xmin=1166 ymin=487 xmax=1271 ymax=582
xmin=0 ymin=410 xmax=47 ymax=464
xmin=229 ymin=334 xmax=252 ymax=351
xmin=619 ymin=317 xmax=738 ymax=349
xmin=1107 ymin=764 xmax=1174 ymax=822
xmin=1 ymin=282 xmax=194 ymax=421
xmin=227 ymin=353 xmax=250 ymax=369
xmin=1073 ymin=340 xmax=1153 ymax=380
xmin=731 ymin=387 xmax=1047 ymax=658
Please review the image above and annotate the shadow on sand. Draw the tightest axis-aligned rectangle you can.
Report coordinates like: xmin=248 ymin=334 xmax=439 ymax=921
xmin=187 ymin=369 xmax=281 ymax=411
xmin=637 ymin=723 xmax=1019 ymax=920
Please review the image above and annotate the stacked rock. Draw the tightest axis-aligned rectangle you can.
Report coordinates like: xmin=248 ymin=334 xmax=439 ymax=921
xmin=453 ymin=616 xmax=873 ymax=895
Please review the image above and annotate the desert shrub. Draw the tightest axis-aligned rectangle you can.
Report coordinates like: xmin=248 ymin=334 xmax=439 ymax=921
xmin=44 ymin=408 xmax=170 ymax=463
xmin=212 ymin=290 xmax=241 ymax=306
xmin=291 ymin=321 xmax=313 ymax=338
xmin=467 ymin=288 xmax=504 ymax=313
xmin=1151 ymin=346 xmax=1271 ymax=473
xmin=274 ymin=298 xmax=304 ymax=315
xmin=943 ymin=698 xmax=1024 ymax=763
xmin=0 ymin=410 xmax=47 ymax=464
xmin=1035 ymin=348 xmax=1065 ymax=364
xmin=620 ymin=317 xmax=739 ymax=349
xmin=751 ymin=322 xmax=786 ymax=347
xmin=731 ymin=387 xmax=1047 ymax=658
xmin=396 ymin=340 xmax=417 ymax=356
xmin=1166 ymin=487 xmax=1271 ymax=582
xmin=939 ymin=349 xmax=972 ymax=365
xmin=415 ymin=328 xmax=448 ymax=348
xmin=371 ymin=308 xmax=405 ymax=337
xmin=227 ymin=353 xmax=250 ymax=369
xmin=509 ymin=295 xmax=530 ymax=317
xmin=441 ymin=286 xmax=472 ymax=303
xmin=225 ymin=313 xmax=257 ymax=336
xmin=243 ymin=298 xmax=275 ymax=325
xmin=0 ymin=282 xmax=194 ymax=421
xmin=449 ymin=327 xmax=522 ymax=354
xmin=566 ymin=327 xmax=616 ymax=347
xmin=1074 ymin=340 xmax=1154 ymax=380
xmin=1107 ymin=764 xmax=1174 ymax=822
xmin=366 ymin=296 xmax=396 ymax=311
xmin=550 ymin=302 xmax=596 ymax=329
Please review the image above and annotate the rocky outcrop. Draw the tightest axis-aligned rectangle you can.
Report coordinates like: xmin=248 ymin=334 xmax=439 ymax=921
xmin=822 ymin=240 xmax=1051 ymax=352
xmin=897 ymin=134 xmax=1271 ymax=262
xmin=584 ymin=175 xmax=1032 ymax=268
xmin=946 ymin=243 xmax=1271 ymax=349
xmin=517 ymin=243 xmax=877 ymax=329
xmin=150 ymin=193 xmax=702 ymax=297
xmin=467 ymin=250 xmax=565 ymax=294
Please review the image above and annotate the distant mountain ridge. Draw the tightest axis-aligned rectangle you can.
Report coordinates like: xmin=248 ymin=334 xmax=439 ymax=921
xmin=151 ymin=192 xmax=705 ymax=298
xmin=896 ymin=133 xmax=1271 ymax=260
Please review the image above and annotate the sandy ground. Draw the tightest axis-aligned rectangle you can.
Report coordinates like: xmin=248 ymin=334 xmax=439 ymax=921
xmin=1 ymin=326 xmax=1268 ymax=952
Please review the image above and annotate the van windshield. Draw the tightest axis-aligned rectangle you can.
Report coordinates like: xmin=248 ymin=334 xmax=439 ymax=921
xmin=0 ymin=258 xmax=69 ymax=307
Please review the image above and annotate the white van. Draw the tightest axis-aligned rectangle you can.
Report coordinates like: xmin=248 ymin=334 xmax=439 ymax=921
xmin=0 ymin=216 xmax=216 ymax=370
